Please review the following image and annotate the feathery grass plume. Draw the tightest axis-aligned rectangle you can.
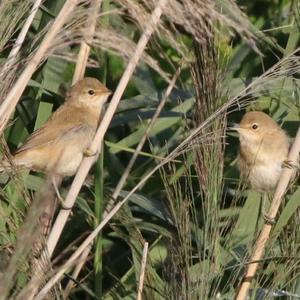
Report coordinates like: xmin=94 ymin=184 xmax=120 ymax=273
xmin=0 ymin=0 xmax=32 ymax=52
xmin=53 ymin=22 xmax=173 ymax=83
xmin=166 ymin=48 xmax=300 ymax=161
xmin=120 ymin=0 xmax=263 ymax=53
xmin=0 ymin=0 xmax=46 ymax=104
xmin=187 ymin=28 xmax=226 ymax=298
xmin=50 ymin=0 xmax=275 ymax=88
xmin=154 ymin=21 xmax=225 ymax=298
xmin=159 ymin=159 xmax=195 ymax=299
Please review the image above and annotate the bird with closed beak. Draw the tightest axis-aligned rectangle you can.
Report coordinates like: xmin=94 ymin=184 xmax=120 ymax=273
xmin=0 ymin=77 xmax=111 ymax=193
xmin=232 ymin=111 xmax=290 ymax=192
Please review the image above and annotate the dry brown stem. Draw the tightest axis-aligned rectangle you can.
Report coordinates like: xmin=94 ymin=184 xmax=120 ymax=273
xmin=72 ymin=0 xmax=102 ymax=83
xmin=45 ymin=0 xmax=168 ymax=264
xmin=137 ymin=242 xmax=149 ymax=300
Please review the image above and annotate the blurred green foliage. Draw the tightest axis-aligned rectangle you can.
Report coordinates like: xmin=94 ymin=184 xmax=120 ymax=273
xmin=0 ymin=0 xmax=299 ymax=299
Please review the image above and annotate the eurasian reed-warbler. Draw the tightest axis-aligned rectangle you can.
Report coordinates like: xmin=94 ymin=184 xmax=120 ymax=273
xmin=1 ymin=77 xmax=111 ymax=183
xmin=232 ymin=111 xmax=289 ymax=192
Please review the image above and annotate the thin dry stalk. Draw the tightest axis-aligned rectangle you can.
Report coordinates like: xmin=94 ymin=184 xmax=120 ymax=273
xmin=46 ymin=0 xmax=168 ymax=258
xmin=1 ymin=0 xmax=42 ymax=77
xmin=104 ymin=63 xmax=183 ymax=215
xmin=72 ymin=43 xmax=91 ymax=83
xmin=72 ymin=0 xmax=102 ymax=83
xmin=235 ymin=126 xmax=300 ymax=300
xmin=62 ymin=62 xmax=182 ymax=296
xmin=0 ymin=0 xmax=79 ymax=133
xmin=0 ymin=0 xmax=32 ymax=52
xmin=63 ymin=245 xmax=91 ymax=299
xmin=137 ymin=242 xmax=149 ymax=300
xmin=58 ymin=0 xmax=102 ymax=295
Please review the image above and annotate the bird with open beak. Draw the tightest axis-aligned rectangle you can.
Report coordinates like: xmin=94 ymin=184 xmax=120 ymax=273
xmin=231 ymin=111 xmax=290 ymax=192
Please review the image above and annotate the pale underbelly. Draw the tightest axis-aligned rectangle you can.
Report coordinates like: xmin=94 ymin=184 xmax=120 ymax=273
xmin=248 ymin=162 xmax=282 ymax=192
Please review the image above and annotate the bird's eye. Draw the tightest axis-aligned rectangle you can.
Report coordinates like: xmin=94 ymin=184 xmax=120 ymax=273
xmin=88 ymin=89 xmax=95 ymax=95
xmin=252 ymin=124 xmax=258 ymax=130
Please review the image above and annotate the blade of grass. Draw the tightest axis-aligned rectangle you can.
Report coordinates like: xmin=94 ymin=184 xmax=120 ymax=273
xmin=93 ymin=2 xmax=109 ymax=298
xmin=94 ymin=145 xmax=104 ymax=298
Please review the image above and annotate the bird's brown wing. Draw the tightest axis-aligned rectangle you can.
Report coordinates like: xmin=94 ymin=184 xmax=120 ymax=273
xmin=14 ymin=105 xmax=93 ymax=154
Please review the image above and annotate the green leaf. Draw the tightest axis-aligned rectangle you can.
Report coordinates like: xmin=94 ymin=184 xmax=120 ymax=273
xmin=109 ymin=98 xmax=194 ymax=154
xmin=272 ymin=187 xmax=300 ymax=239
xmin=228 ymin=191 xmax=261 ymax=249
xmin=34 ymin=101 xmax=53 ymax=130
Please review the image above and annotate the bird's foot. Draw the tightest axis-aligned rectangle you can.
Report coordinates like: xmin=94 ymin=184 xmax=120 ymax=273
xmin=83 ymin=148 xmax=97 ymax=157
xmin=263 ymin=213 xmax=276 ymax=225
xmin=282 ymin=160 xmax=299 ymax=170
xmin=58 ymin=196 xmax=73 ymax=210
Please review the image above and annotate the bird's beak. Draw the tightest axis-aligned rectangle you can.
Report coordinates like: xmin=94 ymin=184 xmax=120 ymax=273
xmin=106 ymin=90 xmax=113 ymax=103
xmin=228 ymin=123 xmax=240 ymax=131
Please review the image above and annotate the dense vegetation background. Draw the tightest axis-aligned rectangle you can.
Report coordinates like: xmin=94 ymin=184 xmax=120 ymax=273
xmin=0 ymin=0 xmax=299 ymax=299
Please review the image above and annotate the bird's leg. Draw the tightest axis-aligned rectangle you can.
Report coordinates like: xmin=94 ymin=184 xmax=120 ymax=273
xmin=52 ymin=176 xmax=72 ymax=210
xmin=262 ymin=192 xmax=276 ymax=225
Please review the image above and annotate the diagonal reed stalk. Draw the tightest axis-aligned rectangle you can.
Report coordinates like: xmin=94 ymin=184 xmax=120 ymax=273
xmin=15 ymin=2 xmax=102 ymax=298
xmin=235 ymin=125 xmax=300 ymax=300
xmin=63 ymin=1 xmax=104 ymax=297
xmin=105 ymin=63 xmax=183 ymax=213
xmin=45 ymin=0 xmax=169 ymax=258
xmin=35 ymin=1 xmax=168 ymax=294
xmin=63 ymin=62 xmax=182 ymax=297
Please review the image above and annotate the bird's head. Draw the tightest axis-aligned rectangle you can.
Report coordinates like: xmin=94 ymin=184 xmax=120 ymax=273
xmin=68 ymin=77 xmax=112 ymax=109
xmin=230 ymin=111 xmax=282 ymax=145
